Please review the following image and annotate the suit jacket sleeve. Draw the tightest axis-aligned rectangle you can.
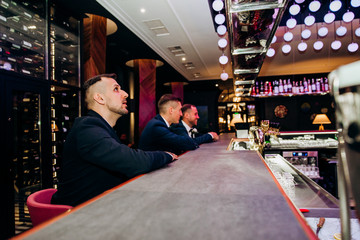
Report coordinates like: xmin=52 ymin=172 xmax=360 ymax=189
xmin=76 ymin=117 xmax=172 ymax=178
xmin=171 ymin=123 xmax=213 ymax=145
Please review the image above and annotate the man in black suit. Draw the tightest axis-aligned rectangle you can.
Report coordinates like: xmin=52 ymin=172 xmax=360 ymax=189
xmin=139 ymin=94 xmax=199 ymax=154
xmin=51 ymin=74 xmax=177 ymax=206
xmin=171 ymin=104 xmax=219 ymax=145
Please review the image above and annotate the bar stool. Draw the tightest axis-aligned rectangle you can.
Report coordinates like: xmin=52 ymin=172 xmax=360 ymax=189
xmin=26 ymin=188 xmax=73 ymax=226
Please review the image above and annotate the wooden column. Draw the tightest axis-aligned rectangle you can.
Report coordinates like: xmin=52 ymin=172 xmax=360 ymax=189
xmin=83 ymin=14 xmax=107 ymax=81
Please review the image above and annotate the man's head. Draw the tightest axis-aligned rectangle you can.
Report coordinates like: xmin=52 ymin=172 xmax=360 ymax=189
xmin=158 ymin=94 xmax=182 ymax=125
xmin=84 ymin=73 xmax=129 ymax=117
xmin=181 ymin=104 xmax=199 ymax=128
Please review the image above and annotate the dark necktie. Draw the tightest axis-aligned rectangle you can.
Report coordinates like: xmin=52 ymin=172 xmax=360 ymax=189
xmin=189 ymin=128 xmax=195 ymax=138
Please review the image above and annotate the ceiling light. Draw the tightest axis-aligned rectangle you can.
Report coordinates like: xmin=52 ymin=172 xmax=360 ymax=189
xmin=342 ymin=11 xmax=355 ymax=23
xmin=289 ymin=4 xmax=300 ymax=15
xmin=282 ymin=44 xmax=291 ymax=54
xmin=218 ymin=38 xmax=228 ymax=48
xmin=348 ymin=43 xmax=359 ymax=52
xmin=336 ymin=26 xmax=347 ymax=37
xmin=266 ymin=48 xmax=275 ymax=57
xmin=220 ymin=72 xmax=228 ymax=81
xmin=331 ymin=40 xmax=342 ymax=50
xmin=304 ymin=15 xmax=315 ymax=26
xmin=140 ymin=8 xmax=146 ymax=13
xmin=313 ymin=41 xmax=324 ymax=50
xmin=217 ymin=25 xmax=227 ymax=35
xmin=329 ymin=0 xmax=342 ymax=12
xmin=181 ymin=57 xmax=186 ymax=61
xmin=215 ymin=14 xmax=225 ymax=25
xmin=324 ymin=12 xmax=335 ymax=24
xmin=286 ymin=18 xmax=297 ymax=29
xmin=284 ymin=31 xmax=293 ymax=42
xmin=309 ymin=0 xmax=321 ymax=12
xmin=356 ymin=27 xmax=360 ymax=37
xmin=301 ymin=29 xmax=311 ymax=39
xmin=351 ymin=0 xmax=360 ymax=7
xmin=219 ymin=55 xmax=228 ymax=65
xmin=298 ymin=42 xmax=308 ymax=52
xmin=212 ymin=0 xmax=224 ymax=11
xmin=318 ymin=26 xmax=328 ymax=37
xmin=271 ymin=35 xmax=277 ymax=44
xmin=295 ymin=0 xmax=305 ymax=3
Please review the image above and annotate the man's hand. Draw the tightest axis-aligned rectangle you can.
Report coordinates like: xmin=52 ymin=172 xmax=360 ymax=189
xmin=209 ymin=132 xmax=219 ymax=141
xmin=165 ymin=152 xmax=178 ymax=162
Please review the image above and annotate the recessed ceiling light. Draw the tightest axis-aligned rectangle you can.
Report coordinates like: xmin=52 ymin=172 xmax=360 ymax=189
xmin=318 ymin=26 xmax=328 ymax=37
xmin=289 ymin=4 xmax=300 ymax=15
xmin=351 ymin=0 xmax=360 ymax=7
xmin=348 ymin=42 xmax=359 ymax=52
xmin=212 ymin=0 xmax=224 ymax=11
xmin=215 ymin=14 xmax=225 ymax=25
xmin=324 ymin=12 xmax=335 ymax=24
xmin=266 ymin=48 xmax=275 ymax=57
xmin=336 ymin=26 xmax=347 ymax=37
xmin=298 ymin=42 xmax=308 ymax=52
xmin=181 ymin=57 xmax=186 ymax=61
xmin=309 ymin=0 xmax=321 ymax=12
xmin=301 ymin=29 xmax=311 ymax=39
xmin=219 ymin=55 xmax=228 ymax=65
xmin=329 ymin=0 xmax=342 ymax=12
xmin=343 ymin=11 xmax=355 ymax=23
xmin=218 ymin=38 xmax=228 ymax=48
xmin=282 ymin=44 xmax=291 ymax=54
xmin=217 ymin=25 xmax=227 ymax=35
xmin=313 ymin=41 xmax=324 ymax=50
xmin=284 ymin=31 xmax=293 ymax=42
xmin=286 ymin=18 xmax=297 ymax=29
xmin=271 ymin=35 xmax=277 ymax=44
xmin=331 ymin=40 xmax=342 ymax=50
xmin=355 ymin=27 xmax=360 ymax=37
xmin=140 ymin=8 xmax=146 ymax=13
xmin=220 ymin=72 xmax=228 ymax=81
xmin=304 ymin=15 xmax=315 ymax=26
xmin=295 ymin=0 xmax=305 ymax=3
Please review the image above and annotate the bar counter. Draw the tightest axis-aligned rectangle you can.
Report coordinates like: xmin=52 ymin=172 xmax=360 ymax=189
xmin=17 ymin=133 xmax=316 ymax=240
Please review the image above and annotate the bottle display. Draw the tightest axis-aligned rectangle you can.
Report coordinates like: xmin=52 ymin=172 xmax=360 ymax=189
xmin=251 ymin=75 xmax=330 ymax=97
xmin=51 ymin=87 xmax=79 ymax=188
xmin=0 ymin=0 xmax=45 ymax=78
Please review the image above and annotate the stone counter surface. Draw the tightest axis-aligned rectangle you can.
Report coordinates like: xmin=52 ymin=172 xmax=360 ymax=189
xmin=20 ymin=133 xmax=315 ymax=240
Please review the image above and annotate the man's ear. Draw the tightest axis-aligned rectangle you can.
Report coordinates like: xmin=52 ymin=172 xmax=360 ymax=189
xmin=93 ymin=93 xmax=105 ymax=105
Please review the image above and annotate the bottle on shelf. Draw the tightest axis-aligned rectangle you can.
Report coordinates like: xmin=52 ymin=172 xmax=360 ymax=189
xmin=299 ymin=80 xmax=304 ymax=93
xmin=311 ymin=78 xmax=316 ymax=92
xmin=287 ymin=79 xmax=292 ymax=93
xmin=324 ymin=77 xmax=329 ymax=92
xmin=316 ymin=78 xmax=321 ymax=92
xmin=279 ymin=79 xmax=284 ymax=94
xmin=273 ymin=80 xmax=279 ymax=95
xmin=303 ymin=77 xmax=308 ymax=93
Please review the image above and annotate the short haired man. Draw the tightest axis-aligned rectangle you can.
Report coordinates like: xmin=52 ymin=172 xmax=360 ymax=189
xmin=139 ymin=94 xmax=199 ymax=154
xmin=171 ymin=104 xmax=219 ymax=144
xmin=51 ymin=74 xmax=177 ymax=206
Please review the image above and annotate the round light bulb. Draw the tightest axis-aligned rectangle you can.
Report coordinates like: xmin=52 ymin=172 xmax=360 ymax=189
xmin=266 ymin=48 xmax=275 ymax=57
xmin=217 ymin=25 xmax=227 ymax=35
xmin=218 ymin=38 xmax=228 ymax=48
xmin=298 ymin=42 xmax=308 ymax=52
xmin=271 ymin=35 xmax=277 ymax=44
xmin=220 ymin=72 xmax=228 ymax=81
xmin=282 ymin=44 xmax=291 ymax=54
xmin=355 ymin=27 xmax=360 ymax=37
xmin=289 ymin=4 xmax=300 ymax=15
xmin=324 ymin=12 xmax=335 ymax=24
xmin=3 ymin=62 xmax=12 ymax=70
xmin=313 ymin=41 xmax=324 ymax=50
xmin=331 ymin=40 xmax=342 ymax=50
xmin=212 ymin=0 xmax=224 ymax=11
xmin=286 ymin=18 xmax=297 ymax=29
xmin=309 ymin=0 xmax=321 ymax=12
xmin=318 ymin=26 xmax=329 ymax=37
xmin=329 ymin=0 xmax=342 ymax=12
xmin=304 ymin=15 xmax=315 ymax=26
xmin=348 ymin=43 xmax=359 ymax=52
xmin=301 ymin=29 xmax=311 ymax=39
xmin=219 ymin=55 xmax=228 ymax=65
xmin=284 ymin=31 xmax=293 ymax=42
xmin=336 ymin=26 xmax=347 ymax=37
xmin=295 ymin=0 xmax=305 ymax=3
xmin=215 ymin=14 xmax=225 ymax=25
xmin=351 ymin=0 xmax=360 ymax=7
xmin=342 ymin=11 xmax=355 ymax=23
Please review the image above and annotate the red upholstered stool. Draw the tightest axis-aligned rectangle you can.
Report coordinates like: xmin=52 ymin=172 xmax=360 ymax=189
xmin=26 ymin=189 xmax=73 ymax=226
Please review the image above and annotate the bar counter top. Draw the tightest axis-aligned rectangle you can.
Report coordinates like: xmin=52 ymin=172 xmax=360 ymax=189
xmin=18 ymin=133 xmax=316 ymax=240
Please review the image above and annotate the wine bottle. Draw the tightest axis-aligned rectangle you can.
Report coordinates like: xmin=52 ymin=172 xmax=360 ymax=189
xmin=324 ymin=77 xmax=329 ymax=92
xmin=273 ymin=80 xmax=279 ymax=95
xmin=311 ymin=78 xmax=316 ymax=92
xmin=316 ymin=78 xmax=321 ymax=92
xmin=303 ymin=78 xmax=308 ymax=93
xmin=287 ymin=79 xmax=292 ymax=93
xmin=299 ymin=80 xmax=304 ymax=93
xmin=308 ymin=79 xmax=312 ymax=93
xmin=279 ymin=79 xmax=284 ymax=94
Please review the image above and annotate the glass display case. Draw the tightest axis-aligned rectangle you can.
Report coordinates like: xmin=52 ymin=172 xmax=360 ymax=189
xmin=0 ymin=0 xmax=46 ymax=78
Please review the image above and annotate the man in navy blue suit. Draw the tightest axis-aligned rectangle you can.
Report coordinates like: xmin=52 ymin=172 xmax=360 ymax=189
xmin=52 ymin=74 xmax=177 ymax=206
xmin=139 ymin=94 xmax=199 ymax=154
xmin=171 ymin=104 xmax=219 ymax=145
